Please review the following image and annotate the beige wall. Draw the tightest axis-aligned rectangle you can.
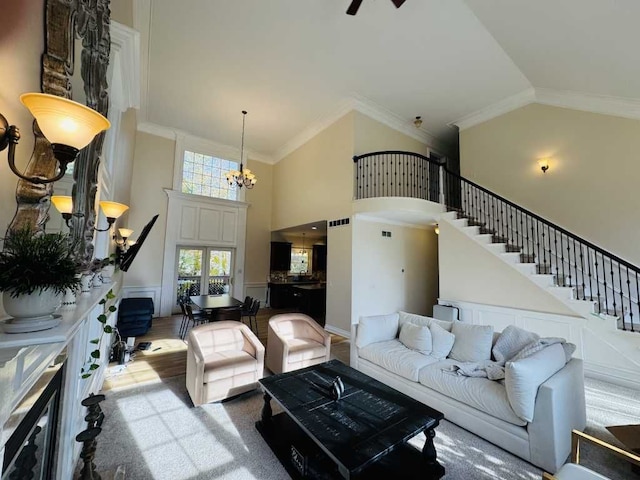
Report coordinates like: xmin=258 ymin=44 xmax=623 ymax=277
xmin=272 ymin=112 xmax=354 ymax=231
xmin=460 ymin=103 xmax=640 ymax=266
xmin=438 ymin=221 xmax=577 ymax=316
xmin=244 ymin=159 xmax=273 ymax=284
xmin=124 ymin=132 xmax=175 ymax=288
xmin=354 ymin=111 xmax=430 ymax=156
xmin=110 ymin=0 xmax=134 ymax=27
xmin=352 ymin=219 xmax=438 ymax=321
xmin=0 ymin=1 xmax=44 ymax=234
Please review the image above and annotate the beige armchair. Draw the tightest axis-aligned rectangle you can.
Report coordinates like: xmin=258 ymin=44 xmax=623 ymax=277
xmin=186 ymin=321 xmax=265 ymax=406
xmin=266 ymin=313 xmax=331 ymax=374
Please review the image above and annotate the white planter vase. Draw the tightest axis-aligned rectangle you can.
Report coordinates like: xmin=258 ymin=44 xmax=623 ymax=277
xmin=2 ymin=288 xmax=63 ymax=333
xmin=80 ymin=274 xmax=93 ymax=294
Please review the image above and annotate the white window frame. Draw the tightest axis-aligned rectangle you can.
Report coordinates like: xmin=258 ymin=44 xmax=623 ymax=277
xmin=173 ymin=134 xmax=248 ymax=203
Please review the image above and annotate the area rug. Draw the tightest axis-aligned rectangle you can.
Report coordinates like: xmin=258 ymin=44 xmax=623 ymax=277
xmin=93 ymin=375 xmax=636 ymax=479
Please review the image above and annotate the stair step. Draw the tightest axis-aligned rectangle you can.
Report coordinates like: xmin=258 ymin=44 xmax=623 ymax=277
xmin=501 ymin=252 xmax=523 ymax=264
xmin=537 ymin=264 xmax=552 ymax=274
xmin=449 ymin=218 xmax=469 ymax=228
xmin=515 ymin=263 xmax=537 ymax=275
xmin=520 ymin=253 xmax=536 ymax=263
xmin=530 ymin=274 xmax=556 ymax=287
xmin=505 ymin=244 xmax=522 ymax=253
xmin=479 ymin=227 xmax=496 ymax=235
xmin=547 ymin=286 xmax=576 ymax=300
xmin=486 ymin=243 xmax=507 ymax=254
xmin=475 ymin=233 xmax=494 ymax=244
xmin=463 ymin=226 xmax=481 ymax=236
xmin=441 ymin=211 xmax=459 ymax=221
xmin=492 ymin=235 xmax=509 ymax=244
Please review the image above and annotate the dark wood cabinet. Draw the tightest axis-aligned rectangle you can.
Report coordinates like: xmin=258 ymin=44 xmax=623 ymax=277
xmin=270 ymin=242 xmax=292 ymax=271
xmin=312 ymin=244 xmax=327 ymax=272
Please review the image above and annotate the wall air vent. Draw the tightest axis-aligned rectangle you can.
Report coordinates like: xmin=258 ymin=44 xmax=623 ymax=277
xmin=329 ymin=218 xmax=350 ymax=228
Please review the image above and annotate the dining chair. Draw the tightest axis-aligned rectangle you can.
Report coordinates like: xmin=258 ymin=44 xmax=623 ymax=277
xmin=242 ymin=299 xmax=260 ymax=334
xmin=182 ymin=303 xmax=208 ymax=340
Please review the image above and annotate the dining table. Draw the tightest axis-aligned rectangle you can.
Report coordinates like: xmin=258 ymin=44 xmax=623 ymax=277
xmin=189 ymin=294 xmax=243 ymax=312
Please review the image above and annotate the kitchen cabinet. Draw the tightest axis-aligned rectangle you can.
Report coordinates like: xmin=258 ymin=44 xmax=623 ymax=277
xmin=312 ymin=244 xmax=327 ymax=272
xmin=270 ymin=242 xmax=292 ymax=271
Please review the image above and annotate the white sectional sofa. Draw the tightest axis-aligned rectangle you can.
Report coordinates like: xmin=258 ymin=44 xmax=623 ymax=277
xmin=350 ymin=312 xmax=587 ymax=473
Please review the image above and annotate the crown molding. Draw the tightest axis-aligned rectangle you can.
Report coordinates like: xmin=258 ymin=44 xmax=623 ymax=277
xmin=273 ymin=96 xmax=455 ymax=163
xmin=110 ymin=21 xmax=141 ymax=112
xmin=272 ymin=98 xmax=356 ymax=162
xmin=534 ymin=87 xmax=640 ymax=121
xmin=351 ymin=94 xmax=453 ymax=157
xmin=451 ymin=88 xmax=536 ymax=131
xmin=137 ymin=121 xmax=275 ymax=164
xmin=452 ymin=87 xmax=640 ymax=131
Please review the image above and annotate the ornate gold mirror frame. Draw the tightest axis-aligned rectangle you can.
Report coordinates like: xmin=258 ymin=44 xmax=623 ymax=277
xmin=8 ymin=0 xmax=110 ymax=271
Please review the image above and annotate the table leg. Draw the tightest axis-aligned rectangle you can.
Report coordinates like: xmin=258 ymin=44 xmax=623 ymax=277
xmin=422 ymin=428 xmax=445 ymax=478
xmin=261 ymin=392 xmax=272 ymax=424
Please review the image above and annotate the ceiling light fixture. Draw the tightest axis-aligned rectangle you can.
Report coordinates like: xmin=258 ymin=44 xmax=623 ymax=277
xmin=0 ymin=93 xmax=110 ymax=184
xmin=226 ymin=110 xmax=256 ymax=189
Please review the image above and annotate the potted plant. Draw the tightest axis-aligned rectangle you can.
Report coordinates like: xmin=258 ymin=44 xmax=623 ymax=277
xmin=0 ymin=227 xmax=80 ymax=332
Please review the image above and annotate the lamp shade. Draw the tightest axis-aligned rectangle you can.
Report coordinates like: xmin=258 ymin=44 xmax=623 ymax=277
xmin=99 ymin=201 xmax=129 ymax=219
xmin=51 ymin=195 xmax=74 ymax=214
xmin=20 ymin=93 xmax=110 ymax=149
xmin=118 ymin=228 xmax=134 ymax=238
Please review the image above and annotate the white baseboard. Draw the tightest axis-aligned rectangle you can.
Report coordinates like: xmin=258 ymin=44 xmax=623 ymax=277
xmin=122 ymin=285 xmax=162 ymax=317
xmin=325 ymin=325 xmax=350 ymax=339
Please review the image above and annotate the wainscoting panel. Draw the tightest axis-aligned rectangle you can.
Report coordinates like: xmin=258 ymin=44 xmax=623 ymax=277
xmin=245 ymin=283 xmax=267 ymax=306
xmin=439 ymin=298 xmax=640 ymax=388
xmin=180 ymin=206 xmax=197 ymax=240
xmin=221 ymin=211 xmax=236 ymax=243
xmin=122 ymin=286 xmax=162 ymax=317
xmin=198 ymin=208 xmax=221 ymax=241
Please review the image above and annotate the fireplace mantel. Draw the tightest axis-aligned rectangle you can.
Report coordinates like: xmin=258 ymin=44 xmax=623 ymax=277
xmin=0 ymin=277 xmax=122 ymax=478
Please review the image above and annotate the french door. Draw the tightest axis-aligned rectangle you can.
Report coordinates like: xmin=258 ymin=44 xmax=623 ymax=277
xmin=175 ymin=247 xmax=234 ymax=312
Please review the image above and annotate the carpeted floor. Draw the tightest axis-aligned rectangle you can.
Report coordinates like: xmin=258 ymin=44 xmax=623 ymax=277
xmin=92 ymin=372 xmax=638 ymax=480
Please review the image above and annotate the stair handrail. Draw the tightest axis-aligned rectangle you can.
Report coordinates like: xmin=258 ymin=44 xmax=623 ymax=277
xmin=353 ymin=150 xmax=436 ymax=164
xmin=440 ymin=168 xmax=640 ymax=274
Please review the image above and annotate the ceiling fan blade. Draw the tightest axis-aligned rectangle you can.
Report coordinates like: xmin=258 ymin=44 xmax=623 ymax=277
xmin=346 ymin=0 xmax=364 ymax=15
xmin=391 ymin=0 xmax=406 ymax=8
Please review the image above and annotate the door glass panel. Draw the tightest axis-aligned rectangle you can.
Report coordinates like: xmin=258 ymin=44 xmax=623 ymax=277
xmin=177 ymin=248 xmax=203 ymax=303
xmin=208 ymin=250 xmax=232 ymax=294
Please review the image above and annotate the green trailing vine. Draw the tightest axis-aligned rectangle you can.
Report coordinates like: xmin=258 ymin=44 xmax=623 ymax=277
xmin=81 ymin=289 xmax=117 ymax=379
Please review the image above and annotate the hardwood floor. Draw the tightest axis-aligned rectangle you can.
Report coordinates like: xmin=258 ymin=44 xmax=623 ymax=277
xmin=101 ymin=307 xmax=349 ymax=392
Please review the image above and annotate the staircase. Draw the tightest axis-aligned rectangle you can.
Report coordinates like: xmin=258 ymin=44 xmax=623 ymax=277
xmin=353 ymin=150 xmax=640 ymax=335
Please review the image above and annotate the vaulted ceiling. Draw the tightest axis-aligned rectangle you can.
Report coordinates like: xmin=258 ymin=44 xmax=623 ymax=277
xmin=139 ymin=0 xmax=639 ymax=160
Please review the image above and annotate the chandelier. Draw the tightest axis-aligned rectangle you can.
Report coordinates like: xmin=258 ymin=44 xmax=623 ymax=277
xmin=226 ymin=110 xmax=256 ymax=189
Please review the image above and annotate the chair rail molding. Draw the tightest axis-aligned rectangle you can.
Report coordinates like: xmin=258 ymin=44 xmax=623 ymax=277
xmin=160 ymin=189 xmax=248 ymax=317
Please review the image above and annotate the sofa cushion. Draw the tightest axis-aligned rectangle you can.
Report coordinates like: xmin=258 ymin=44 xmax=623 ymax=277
xmin=492 ymin=325 xmax=539 ymax=364
xmin=399 ymin=311 xmax=454 ymax=332
xmin=418 ymin=359 xmax=527 ymax=426
xmin=286 ymin=338 xmax=326 ymax=364
xmin=399 ymin=322 xmax=432 ymax=354
xmin=505 ymin=343 xmax=567 ymax=422
xmin=359 ymin=339 xmax=439 ymax=382
xmin=429 ymin=322 xmax=456 ymax=359
xmin=356 ymin=313 xmax=399 ymax=349
xmin=449 ymin=322 xmax=494 ymax=362
xmin=203 ymin=350 xmax=257 ymax=383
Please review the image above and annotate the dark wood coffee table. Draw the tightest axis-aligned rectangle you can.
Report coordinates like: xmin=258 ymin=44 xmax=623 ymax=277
xmin=256 ymin=360 xmax=444 ymax=479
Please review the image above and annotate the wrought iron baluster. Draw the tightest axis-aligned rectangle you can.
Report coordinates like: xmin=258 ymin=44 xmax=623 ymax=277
xmin=618 ymin=262 xmax=623 ymax=324
xmin=610 ymin=259 xmax=616 ymax=316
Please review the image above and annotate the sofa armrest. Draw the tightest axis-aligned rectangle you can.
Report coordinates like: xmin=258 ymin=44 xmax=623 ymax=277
xmin=186 ymin=332 xmax=206 ymax=406
xmin=528 ymin=358 xmax=587 ymax=474
xmin=266 ymin=322 xmax=289 ymax=374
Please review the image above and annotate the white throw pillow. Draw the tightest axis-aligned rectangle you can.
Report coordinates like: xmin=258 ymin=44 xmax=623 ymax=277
xmin=399 ymin=311 xmax=453 ymax=332
xmin=449 ymin=322 xmax=494 ymax=362
xmin=399 ymin=322 xmax=432 ymax=354
xmin=492 ymin=325 xmax=540 ymax=364
xmin=356 ymin=313 xmax=399 ymax=349
xmin=429 ymin=322 xmax=455 ymax=359
xmin=505 ymin=343 xmax=567 ymax=422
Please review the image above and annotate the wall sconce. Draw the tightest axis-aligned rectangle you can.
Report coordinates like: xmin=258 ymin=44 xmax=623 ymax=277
xmin=51 ymin=195 xmax=76 ymax=228
xmin=414 ymin=116 xmax=423 ymax=128
xmin=115 ymin=228 xmax=134 ymax=251
xmin=95 ymin=201 xmax=129 ymax=232
xmin=434 ymin=224 xmax=440 ymax=235
xmin=538 ymin=158 xmax=550 ymax=173
xmin=0 ymin=93 xmax=110 ymax=184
